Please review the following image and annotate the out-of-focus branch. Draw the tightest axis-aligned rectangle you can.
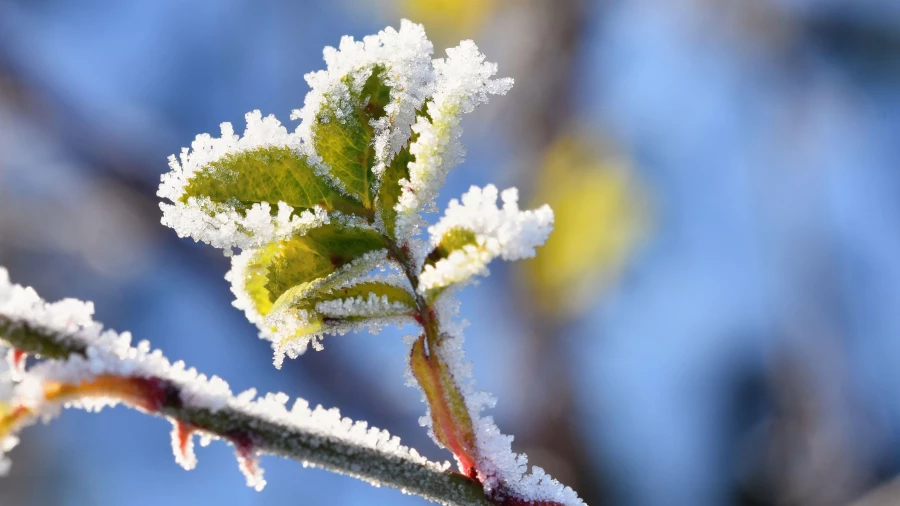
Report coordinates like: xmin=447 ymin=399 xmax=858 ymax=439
xmin=497 ymin=1 xmax=609 ymax=502
xmin=847 ymin=475 xmax=900 ymax=506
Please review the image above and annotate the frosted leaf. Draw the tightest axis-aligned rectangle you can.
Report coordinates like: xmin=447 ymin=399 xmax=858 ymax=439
xmin=292 ymin=19 xmax=434 ymax=192
xmin=394 ymin=41 xmax=514 ymax=240
xmin=315 ymin=292 xmax=412 ymax=319
xmin=265 ymin=271 xmax=417 ymax=369
xmin=158 ymin=111 xmax=293 ymax=204
xmin=420 ymin=185 xmax=553 ymax=293
xmin=410 ymin=294 xmax=585 ymax=505
xmin=162 ymin=198 xmax=329 ymax=256
xmin=226 ymin=246 xmax=274 ymax=334
xmin=171 ymin=420 xmax=198 ymax=471
xmin=158 ymin=111 xmax=333 ymax=253
xmin=227 ymin=246 xmax=401 ymax=368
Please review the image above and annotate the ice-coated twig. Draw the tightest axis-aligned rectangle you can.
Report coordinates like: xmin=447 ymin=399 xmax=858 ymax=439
xmin=0 ymin=270 xmax=494 ymax=506
xmin=126 ymin=18 xmax=581 ymax=506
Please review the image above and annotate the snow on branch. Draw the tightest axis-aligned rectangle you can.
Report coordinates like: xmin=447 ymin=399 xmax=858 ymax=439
xmin=121 ymin=18 xmax=580 ymax=506
xmin=0 ymin=268 xmax=493 ymax=506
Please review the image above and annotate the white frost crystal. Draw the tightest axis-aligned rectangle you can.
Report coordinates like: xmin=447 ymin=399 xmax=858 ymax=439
xmin=315 ymin=292 xmax=409 ymax=319
xmin=158 ymin=110 xmax=328 ymax=254
xmin=0 ymin=344 xmax=15 ymax=476
xmin=426 ymin=296 xmax=585 ymax=506
xmin=420 ymin=185 xmax=554 ymax=293
xmin=293 ymin=19 xmax=434 ymax=190
xmin=151 ymin=18 xmax=581 ymax=505
xmin=0 ymin=267 xmax=450 ymax=489
xmin=395 ymin=41 xmax=514 ymax=240
xmin=226 ymin=247 xmax=401 ymax=368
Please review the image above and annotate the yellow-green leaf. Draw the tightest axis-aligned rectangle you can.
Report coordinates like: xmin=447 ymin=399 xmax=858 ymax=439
xmin=424 ymin=227 xmax=478 ymax=267
xmin=181 ymin=145 xmax=365 ymax=217
xmin=272 ymin=280 xmax=416 ymax=320
xmin=271 ymin=280 xmax=417 ymax=362
xmin=314 ymin=65 xmax=391 ymax=209
xmin=241 ymin=224 xmax=387 ymax=318
xmin=378 ymin=143 xmax=413 ymax=240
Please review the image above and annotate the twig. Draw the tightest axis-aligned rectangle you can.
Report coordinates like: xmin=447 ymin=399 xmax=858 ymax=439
xmin=0 ymin=314 xmax=495 ymax=506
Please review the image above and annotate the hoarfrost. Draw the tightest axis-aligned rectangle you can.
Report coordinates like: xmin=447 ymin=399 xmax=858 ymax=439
xmin=171 ymin=419 xmax=198 ymax=470
xmin=227 ymin=247 xmax=397 ymax=368
xmin=420 ymin=185 xmax=554 ymax=293
xmin=315 ymin=293 xmax=411 ymax=319
xmin=158 ymin=111 xmax=327 ymax=253
xmin=292 ymin=19 xmax=434 ymax=192
xmin=0 ymin=268 xmax=449 ymax=490
xmin=424 ymin=294 xmax=585 ymax=506
xmin=395 ymin=41 xmax=514 ymax=240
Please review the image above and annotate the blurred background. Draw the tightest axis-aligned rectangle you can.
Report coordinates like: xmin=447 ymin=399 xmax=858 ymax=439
xmin=1 ymin=1 xmax=900 ymax=505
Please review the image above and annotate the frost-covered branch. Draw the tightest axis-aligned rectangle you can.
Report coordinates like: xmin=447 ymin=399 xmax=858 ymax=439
xmin=151 ymin=18 xmax=582 ymax=506
xmin=2 ymin=19 xmax=586 ymax=506
xmin=0 ymin=270 xmax=493 ymax=506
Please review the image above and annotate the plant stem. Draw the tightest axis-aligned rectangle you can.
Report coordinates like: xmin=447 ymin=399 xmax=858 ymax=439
xmin=0 ymin=314 xmax=495 ymax=506
xmin=386 ymin=240 xmax=441 ymax=349
xmin=386 ymin=239 xmax=480 ymax=477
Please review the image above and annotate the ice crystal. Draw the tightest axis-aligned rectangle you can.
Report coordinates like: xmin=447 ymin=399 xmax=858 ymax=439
xmin=158 ymin=111 xmax=322 ymax=254
xmin=292 ymin=19 xmax=434 ymax=187
xmin=227 ymin=247 xmax=397 ymax=368
xmin=420 ymin=185 xmax=554 ymax=293
xmin=395 ymin=41 xmax=514 ymax=240
xmin=0 ymin=268 xmax=452 ymax=490
xmin=425 ymin=295 xmax=585 ymax=505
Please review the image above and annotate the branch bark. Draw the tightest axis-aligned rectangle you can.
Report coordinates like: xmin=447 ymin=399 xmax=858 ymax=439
xmin=0 ymin=314 xmax=495 ymax=506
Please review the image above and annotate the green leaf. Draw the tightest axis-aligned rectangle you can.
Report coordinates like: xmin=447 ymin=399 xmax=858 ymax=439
xmin=378 ymin=143 xmax=413 ymax=240
xmin=378 ymin=104 xmax=430 ymax=240
xmin=241 ymin=224 xmax=387 ymax=318
xmin=270 ymin=280 xmax=417 ymax=362
xmin=322 ymin=281 xmax=416 ymax=313
xmin=314 ymin=66 xmax=392 ymax=209
xmin=181 ymin=145 xmax=365 ymax=217
xmin=290 ymin=281 xmax=416 ymax=331
xmin=409 ymin=335 xmax=478 ymax=476
xmin=272 ymin=279 xmax=416 ymax=319
xmin=424 ymin=228 xmax=478 ymax=267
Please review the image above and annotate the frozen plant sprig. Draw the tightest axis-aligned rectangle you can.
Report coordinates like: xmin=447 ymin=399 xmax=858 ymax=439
xmin=0 ymin=268 xmax=495 ymax=505
xmin=155 ymin=19 xmax=581 ymax=506
xmin=136 ymin=18 xmax=575 ymax=506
